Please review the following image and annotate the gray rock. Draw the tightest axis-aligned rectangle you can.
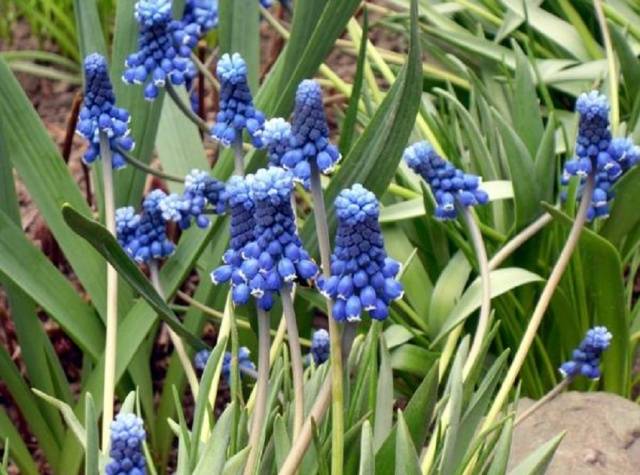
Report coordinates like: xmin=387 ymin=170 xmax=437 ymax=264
xmin=509 ymin=391 xmax=640 ymax=474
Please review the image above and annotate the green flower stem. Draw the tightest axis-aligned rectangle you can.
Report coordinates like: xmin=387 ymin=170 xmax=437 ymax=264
xmin=281 ymin=287 xmax=305 ymax=439
xmin=243 ymin=307 xmax=271 ymax=475
xmin=149 ymin=261 xmax=199 ymax=400
xmin=481 ymin=175 xmax=595 ymax=435
xmin=99 ymin=131 xmax=118 ymax=452
xmin=165 ymin=82 xmax=211 ymax=134
xmin=514 ymin=377 xmax=572 ymax=426
xmin=233 ymin=136 xmax=244 ymax=176
xmin=309 ymin=163 xmax=344 ymax=475
xmin=460 ymin=206 xmax=491 ymax=379
xmin=116 ymin=147 xmax=185 ymax=183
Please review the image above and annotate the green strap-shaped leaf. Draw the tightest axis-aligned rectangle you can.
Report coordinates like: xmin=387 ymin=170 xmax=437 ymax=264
xmin=508 ymin=432 xmax=564 ymax=475
xmin=0 ymin=410 xmax=39 ymax=475
xmin=219 ymin=0 xmax=260 ymax=90
xmin=394 ymin=412 xmax=421 ymax=475
xmin=84 ymin=395 xmax=99 ymax=475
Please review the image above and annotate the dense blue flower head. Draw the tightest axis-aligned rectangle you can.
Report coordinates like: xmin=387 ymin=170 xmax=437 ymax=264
xmin=182 ymin=0 xmax=218 ymax=39
xmin=116 ymin=190 xmax=175 ymax=264
xmin=159 ymin=169 xmax=226 ymax=229
xmin=559 ymin=326 xmax=612 ymax=380
xmin=262 ymin=118 xmax=293 ymax=168
xmin=280 ymin=80 xmax=341 ymax=185
xmin=123 ymin=0 xmax=197 ymax=101
xmin=77 ymin=54 xmax=134 ymax=169
xmin=211 ymin=53 xmax=265 ymax=148
xmin=310 ymin=329 xmax=330 ymax=365
xmin=211 ymin=176 xmax=257 ymax=306
xmin=403 ymin=141 xmax=488 ymax=220
xmin=318 ymin=185 xmax=403 ymax=322
xmin=105 ymin=413 xmax=146 ymax=475
xmin=562 ymin=92 xmax=640 ymax=220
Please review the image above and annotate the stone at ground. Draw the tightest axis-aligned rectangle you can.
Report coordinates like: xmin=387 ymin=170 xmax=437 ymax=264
xmin=510 ymin=391 xmax=640 ymax=474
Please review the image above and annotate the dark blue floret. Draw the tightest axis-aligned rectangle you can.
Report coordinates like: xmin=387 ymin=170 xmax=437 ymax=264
xmin=403 ymin=141 xmax=488 ymax=220
xmin=280 ymin=80 xmax=341 ymax=185
xmin=159 ymin=169 xmax=226 ymax=229
xmin=116 ymin=190 xmax=175 ymax=264
xmin=261 ymin=118 xmax=294 ymax=168
xmin=559 ymin=326 xmax=612 ymax=380
xmin=211 ymin=53 xmax=265 ymax=148
xmin=105 ymin=412 xmax=146 ymax=475
xmin=182 ymin=0 xmax=218 ymax=40
xmin=562 ymin=92 xmax=640 ymax=220
xmin=194 ymin=347 xmax=256 ymax=381
xmin=309 ymin=329 xmax=330 ymax=365
xmin=77 ymin=53 xmax=134 ymax=169
xmin=318 ymin=184 xmax=403 ymax=322
xmin=123 ymin=0 xmax=197 ymax=101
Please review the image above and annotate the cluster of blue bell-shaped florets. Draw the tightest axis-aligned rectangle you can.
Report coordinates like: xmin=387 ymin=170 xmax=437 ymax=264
xmin=309 ymin=328 xmax=330 ymax=365
xmin=278 ymin=80 xmax=341 ymax=185
xmin=262 ymin=118 xmax=294 ymax=168
xmin=194 ymin=347 xmax=256 ymax=381
xmin=211 ymin=53 xmax=265 ymax=148
xmin=159 ymin=169 xmax=226 ymax=229
xmin=212 ymin=168 xmax=318 ymax=310
xmin=403 ymin=141 xmax=489 ymax=220
xmin=105 ymin=412 xmax=146 ymax=475
xmin=182 ymin=0 xmax=218 ymax=44
xmin=562 ymin=91 xmax=640 ymax=220
xmin=116 ymin=189 xmax=175 ymax=264
xmin=123 ymin=0 xmax=198 ymax=101
xmin=559 ymin=326 xmax=612 ymax=380
xmin=77 ymin=53 xmax=135 ymax=169
xmin=318 ymin=185 xmax=403 ymax=322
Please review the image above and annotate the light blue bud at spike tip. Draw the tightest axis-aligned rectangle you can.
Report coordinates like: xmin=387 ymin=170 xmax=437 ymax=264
xmin=211 ymin=53 xmax=265 ymax=148
xmin=310 ymin=328 xmax=330 ymax=364
xmin=318 ymin=184 xmax=403 ymax=322
xmin=562 ymin=91 xmax=640 ymax=221
xmin=77 ymin=53 xmax=135 ymax=169
xmin=403 ymin=141 xmax=488 ymax=220
xmin=559 ymin=326 xmax=612 ymax=380
xmin=182 ymin=0 xmax=218 ymax=41
xmin=280 ymin=79 xmax=341 ymax=186
xmin=123 ymin=0 xmax=197 ymax=101
xmin=105 ymin=412 xmax=146 ymax=475
xmin=116 ymin=189 xmax=175 ymax=264
xmin=262 ymin=118 xmax=294 ymax=168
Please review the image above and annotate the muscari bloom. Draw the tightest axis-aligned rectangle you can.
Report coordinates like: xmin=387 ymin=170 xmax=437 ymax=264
xmin=403 ymin=141 xmax=488 ymax=220
xmin=559 ymin=326 xmax=612 ymax=380
xmin=116 ymin=189 xmax=175 ymax=264
xmin=280 ymin=80 xmax=341 ymax=185
xmin=261 ymin=118 xmax=293 ymax=168
xmin=562 ymin=91 xmax=640 ymax=220
xmin=159 ymin=169 xmax=226 ymax=229
xmin=211 ymin=53 xmax=265 ymax=148
xmin=309 ymin=328 xmax=330 ymax=365
xmin=194 ymin=347 xmax=256 ymax=381
xmin=105 ymin=413 xmax=146 ymax=475
xmin=77 ymin=53 xmax=135 ymax=169
xmin=182 ymin=0 xmax=218 ymax=41
xmin=123 ymin=0 xmax=197 ymax=101
xmin=318 ymin=185 xmax=403 ymax=322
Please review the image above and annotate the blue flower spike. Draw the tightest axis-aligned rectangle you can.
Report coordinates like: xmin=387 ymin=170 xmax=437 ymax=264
xmin=562 ymin=91 xmax=640 ymax=220
xmin=261 ymin=118 xmax=294 ymax=168
xmin=310 ymin=328 xmax=330 ymax=365
xmin=159 ymin=169 xmax=226 ymax=229
xmin=123 ymin=0 xmax=197 ymax=101
xmin=281 ymin=80 xmax=341 ymax=185
xmin=403 ymin=141 xmax=489 ymax=220
xmin=318 ymin=184 xmax=403 ymax=322
xmin=182 ymin=0 xmax=218 ymax=41
xmin=211 ymin=53 xmax=265 ymax=148
xmin=77 ymin=53 xmax=134 ymax=169
xmin=194 ymin=347 xmax=256 ymax=381
xmin=116 ymin=189 xmax=175 ymax=264
xmin=559 ymin=326 xmax=612 ymax=380
xmin=105 ymin=412 xmax=146 ymax=475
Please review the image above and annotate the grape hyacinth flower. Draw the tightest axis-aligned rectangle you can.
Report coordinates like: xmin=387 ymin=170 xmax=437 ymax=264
xmin=159 ymin=169 xmax=226 ymax=229
xmin=562 ymin=91 xmax=640 ymax=220
xmin=105 ymin=413 xmax=146 ymax=475
xmin=76 ymin=53 xmax=135 ymax=169
xmin=182 ymin=0 xmax=218 ymax=41
xmin=318 ymin=185 xmax=403 ymax=322
xmin=403 ymin=141 xmax=489 ymax=220
xmin=261 ymin=118 xmax=293 ymax=168
xmin=280 ymin=80 xmax=341 ymax=185
xmin=559 ymin=326 xmax=612 ymax=379
xmin=309 ymin=329 xmax=330 ymax=365
xmin=123 ymin=0 xmax=197 ymax=101
xmin=194 ymin=347 xmax=256 ymax=380
xmin=211 ymin=53 xmax=265 ymax=148
xmin=116 ymin=190 xmax=175 ymax=263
